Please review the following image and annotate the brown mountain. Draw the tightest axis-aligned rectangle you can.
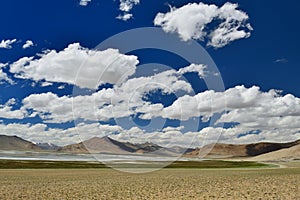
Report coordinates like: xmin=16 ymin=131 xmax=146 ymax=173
xmin=186 ymin=140 xmax=300 ymax=158
xmin=1 ymin=134 xmax=299 ymax=159
xmin=248 ymin=144 xmax=300 ymax=161
xmin=0 ymin=135 xmax=42 ymax=151
xmin=58 ymin=136 xmax=162 ymax=154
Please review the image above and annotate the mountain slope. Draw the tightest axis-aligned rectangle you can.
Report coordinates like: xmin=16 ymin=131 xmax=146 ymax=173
xmin=37 ymin=143 xmax=60 ymax=150
xmin=1 ymin=134 xmax=299 ymax=158
xmin=248 ymin=144 xmax=300 ymax=161
xmin=58 ymin=137 xmax=162 ymax=154
xmin=186 ymin=140 xmax=300 ymax=158
xmin=0 ymin=135 xmax=42 ymax=151
xmin=58 ymin=137 xmax=126 ymax=154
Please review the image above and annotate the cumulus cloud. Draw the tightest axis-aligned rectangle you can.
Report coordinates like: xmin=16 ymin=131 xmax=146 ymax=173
xmin=4 ymin=84 xmax=300 ymax=146
xmin=0 ymin=63 xmax=14 ymax=84
xmin=10 ymin=43 xmax=139 ymax=89
xmin=0 ymin=99 xmax=24 ymax=119
xmin=22 ymin=40 xmax=34 ymax=49
xmin=22 ymin=92 xmax=75 ymax=123
xmin=178 ymin=64 xmax=207 ymax=78
xmin=0 ymin=123 xmax=81 ymax=146
xmin=119 ymin=0 xmax=139 ymax=12
xmin=0 ymin=39 xmax=17 ymax=49
xmin=162 ymin=85 xmax=300 ymax=136
xmin=79 ymin=0 xmax=91 ymax=6
xmin=17 ymin=76 xmax=300 ymax=145
xmin=117 ymin=0 xmax=139 ymax=21
xmin=154 ymin=2 xmax=252 ymax=48
xmin=1 ymin=119 xmax=299 ymax=147
xmin=0 ymin=121 xmax=199 ymax=147
xmin=162 ymin=86 xmax=261 ymax=120
xmin=21 ymin=66 xmax=194 ymax=123
xmin=110 ymin=126 xmax=201 ymax=148
xmin=198 ymin=126 xmax=300 ymax=145
xmin=4 ymin=46 xmax=300 ymax=146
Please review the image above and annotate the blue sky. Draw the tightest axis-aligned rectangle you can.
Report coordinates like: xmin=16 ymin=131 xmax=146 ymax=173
xmin=0 ymin=0 xmax=300 ymax=146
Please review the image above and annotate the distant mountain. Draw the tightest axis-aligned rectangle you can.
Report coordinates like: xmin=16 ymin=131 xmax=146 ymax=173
xmin=167 ymin=146 xmax=195 ymax=154
xmin=0 ymin=135 xmax=42 ymax=151
xmin=1 ymin=134 xmax=299 ymax=159
xmin=186 ymin=140 xmax=300 ymax=158
xmin=248 ymin=144 xmax=300 ymax=161
xmin=58 ymin=137 xmax=128 ymax=154
xmin=36 ymin=143 xmax=60 ymax=151
xmin=57 ymin=136 xmax=162 ymax=154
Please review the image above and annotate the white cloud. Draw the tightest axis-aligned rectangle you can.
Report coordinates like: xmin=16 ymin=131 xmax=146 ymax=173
xmin=79 ymin=0 xmax=139 ymax=20
xmin=161 ymin=85 xmax=264 ymax=120
xmin=10 ymin=43 xmax=139 ymax=89
xmin=162 ymin=85 xmax=300 ymax=137
xmin=0 ymin=63 xmax=7 ymax=68
xmin=0 ymin=123 xmax=79 ymax=146
xmin=22 ymin=92 xmax=74 ymax=123
xmin=0 ymin=98 xmax=24 ymax=119
xmin=154 ymin=2 xmax=252 ymax=48
xmin=58 ymin=85 xmax=65 ymax=90
xmin=22 ymin=40 xmax=34 ymax=49
xmin=14 ymin=84 xmax=300 ymax=146
xmin=116 ymin=13 xmax=133 ymax=21
xmin=0 ymin=122 xmax=125 ymax=146
xmin=40 ymin=82 xmax=53 ymax=87
xmin=217 ymin=91 xmax=300 ymax=130
xmin=208 ymin=3 xmax=252 ymax=48
xmin=117 ymin=0 xmax=140 ymax=21
xmin=92 ymin=67 xmax=195 ymax=121
xmin=275 ymin=58 xmax=288 ymax=63
xmin=119 ymin=0 xmax=139 ymax=12
xmin=3 ymin=92 xmax=300 ymax=147
xmin=178 ymin=64 xmax=207 ymax=78
xmin=1 ymin=120 xmax=299 ymax=147
xmin=3 ymin=45 xmax=300 ymax=147
xmin=110 ymin=126 xmax=203 ymax=148
xmin=79 ymin=0 xmax=91 ymax=6
xmin=0 ymin=63 xmax=14 ymax=84
xmin=21 ymin=66 xmax=193 ymax=123
xmin=19 ymin=80 xmax=300 ymax=146
xmin=200 ymin=126 xmax=300 ymax=145
xmin=0 ymin=39 xmax=17 ymax=49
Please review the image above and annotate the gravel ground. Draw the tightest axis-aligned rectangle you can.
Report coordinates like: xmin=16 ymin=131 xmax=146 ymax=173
xmin=0 ymin=168 xmax=299 ymax=199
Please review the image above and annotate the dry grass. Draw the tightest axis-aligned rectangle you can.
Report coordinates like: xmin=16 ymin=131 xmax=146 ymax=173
xmin=0 ymin=168 xmax=299 ymax=199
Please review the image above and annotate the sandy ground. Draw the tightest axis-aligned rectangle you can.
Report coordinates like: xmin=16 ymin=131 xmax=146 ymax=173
xmin=0 ymin=167 xmax=299 ymax=200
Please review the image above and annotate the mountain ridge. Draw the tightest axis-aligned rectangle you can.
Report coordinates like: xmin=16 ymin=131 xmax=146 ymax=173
xmin=0 ymin=135 xmax=42 ymax=151
xmin=186 ymin=140 xmax=300 ymax=158
xmin=1 ymin=134 xmax=299 ymax=159
xmin=57 ymin=136 xmax=163 ymax=154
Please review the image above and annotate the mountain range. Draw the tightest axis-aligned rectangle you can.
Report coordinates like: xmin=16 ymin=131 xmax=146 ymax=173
xmin=0 ymin=135 xmax=42 ymax=151
xmin=0 ymin=135 xmax=299 ymax=161
xmin=57 ymin=136 xmax=162 ymax=154
xmin=186 ymin=140 xmax=300 ymax=158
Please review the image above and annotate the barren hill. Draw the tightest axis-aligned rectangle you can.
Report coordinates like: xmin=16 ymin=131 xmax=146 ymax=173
xmin=58 ymin=136 xmax=162 ymax=154
xmin=1 ymin=134 xmax=299 ymax=159
xmin=186 ymin=140 xmax=300 ymax=158
xmin=0 ymin=135 xmax=42 ymax=151
xmin=248 ymin=144 xmax=300 ymax=161
xmin=58 ymin=137 xmax=128 ymax=154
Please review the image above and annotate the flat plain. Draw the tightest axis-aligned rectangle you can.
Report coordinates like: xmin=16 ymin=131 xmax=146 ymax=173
xmin=0 ymin=165 xmax=299 ymax=199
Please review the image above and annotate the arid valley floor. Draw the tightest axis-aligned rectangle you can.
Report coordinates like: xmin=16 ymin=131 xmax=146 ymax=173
xmin=0 ymin=162 xmax=299 ymax=199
